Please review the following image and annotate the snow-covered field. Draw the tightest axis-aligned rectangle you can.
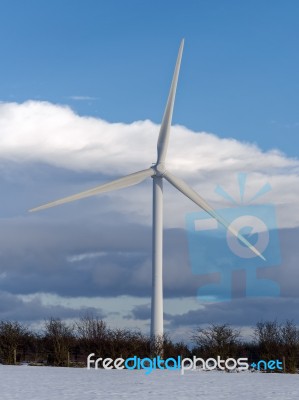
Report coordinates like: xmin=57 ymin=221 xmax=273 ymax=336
xmin=0 ymin=365 xmax=298 ymax=399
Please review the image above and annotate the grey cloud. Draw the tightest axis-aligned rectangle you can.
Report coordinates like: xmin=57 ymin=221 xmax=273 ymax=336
xmin=166 ymin=297 xmax=299 ymax=331
xmin=125 ymin=304 xmax=151 ymax=320
xmin=0 ymin=291 xmax=105 ymax=322
xmin=125 ymin=303 xmax=173 ymax=323
xmin=0 ymin=200 xmax=298 ymax=304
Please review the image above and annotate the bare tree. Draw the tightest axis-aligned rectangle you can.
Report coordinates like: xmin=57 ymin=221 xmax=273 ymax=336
xmin=162 ymin=334 xmax=191 ymax=359
xmin=0 ymin=321 xmax=29 ymax=364
xmin=281 ymin=320 xmax=299 ymax=373
xmin=253 ymin=320 xmax=282 ymax=361
xmin=43 ymin=318 xmax=74 ymax=366
xmin=124 ymin=330 xmax=150 ymax=358
xmin=192 ymin=324 xmax=241 ymax=359
xmin=75 ymin=313 xmax=108 ymax=358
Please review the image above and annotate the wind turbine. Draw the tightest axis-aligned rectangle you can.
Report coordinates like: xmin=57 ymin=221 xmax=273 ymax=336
xmin=30 ymin=39 xmax=264 ymax=346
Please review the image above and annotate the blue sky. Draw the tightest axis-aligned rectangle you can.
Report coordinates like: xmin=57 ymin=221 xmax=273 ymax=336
xmin=0 ymin=0 xmax=299 ymax=340
xmin=1 ymin=0 xmax=299 ymax=156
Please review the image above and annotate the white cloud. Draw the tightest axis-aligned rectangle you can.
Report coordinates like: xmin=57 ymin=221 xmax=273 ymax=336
xmin=0 ymin=101 xmax=298 ymax=331
xmin=68 ymin=96 xmax=97 ymax=101
xmin=67 ymin=251 xmax=108 ymax=262
xmin=0 ymin=100 xmax=298 ymax=229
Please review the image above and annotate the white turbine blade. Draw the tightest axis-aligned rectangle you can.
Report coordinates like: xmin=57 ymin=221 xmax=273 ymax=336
xmin=29 ymin=168 xmax=154 ymax=212
xmin=156 ymin=39 xmax=184 ymax=165
xmin=164 ymin=171 xmax=266 ymax=260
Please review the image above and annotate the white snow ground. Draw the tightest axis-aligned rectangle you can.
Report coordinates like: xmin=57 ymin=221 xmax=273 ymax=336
xmin=0 ymin=365 xmax=298 ymax=400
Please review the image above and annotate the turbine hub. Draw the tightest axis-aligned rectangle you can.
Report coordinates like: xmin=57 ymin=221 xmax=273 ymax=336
xmin=154 ymin=163 xmax=166 ymax=177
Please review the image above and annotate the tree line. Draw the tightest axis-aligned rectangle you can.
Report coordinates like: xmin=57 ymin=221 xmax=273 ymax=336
xmin=0 ymin=315 xmax=298 ymax=373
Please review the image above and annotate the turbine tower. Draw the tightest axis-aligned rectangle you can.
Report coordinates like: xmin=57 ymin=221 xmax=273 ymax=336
xmin=30 ymin=39 xmax=264 ymax=347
